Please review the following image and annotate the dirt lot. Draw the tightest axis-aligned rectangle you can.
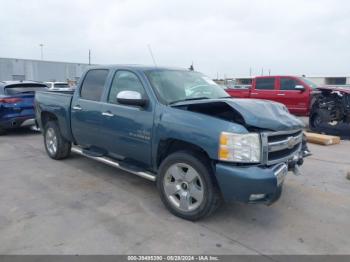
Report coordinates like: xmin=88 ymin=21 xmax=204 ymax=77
xmin=0 ymin=129 xmax=349 ymax=255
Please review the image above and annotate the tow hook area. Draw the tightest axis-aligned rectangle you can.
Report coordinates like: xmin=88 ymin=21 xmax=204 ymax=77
xmin=291 ymin=164 xmax=302 ymax=176
xmin=288 ymin=153 xmax=304 ymax=176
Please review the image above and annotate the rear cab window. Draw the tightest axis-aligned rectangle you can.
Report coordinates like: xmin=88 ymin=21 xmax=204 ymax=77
xmin=255 ymin=78 xmax=276 ymax=90
xmin=80 ymin=69 xmax=109 ymax=101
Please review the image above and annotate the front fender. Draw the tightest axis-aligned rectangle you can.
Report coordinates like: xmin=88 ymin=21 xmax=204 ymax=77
xmin=153 ymin=106 xmax=248 ymax=162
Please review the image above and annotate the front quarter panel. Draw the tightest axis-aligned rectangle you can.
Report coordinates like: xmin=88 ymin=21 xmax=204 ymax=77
xmin=153 ymin=105 xmax=248 ymax=163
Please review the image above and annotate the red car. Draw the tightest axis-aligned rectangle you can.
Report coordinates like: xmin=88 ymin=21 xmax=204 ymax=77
xmin=226 ymin=76 xmax=318 ymax=116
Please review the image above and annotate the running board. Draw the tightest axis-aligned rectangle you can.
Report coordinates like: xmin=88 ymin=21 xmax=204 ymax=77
xmin=71 ymin=147 xmax=156 ymax=182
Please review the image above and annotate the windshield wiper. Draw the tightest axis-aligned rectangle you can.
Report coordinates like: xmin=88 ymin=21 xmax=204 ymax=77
xmin=169 ymin=97 xmax=210 ymax=105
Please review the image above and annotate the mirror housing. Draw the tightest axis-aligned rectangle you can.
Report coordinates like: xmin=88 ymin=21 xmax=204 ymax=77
xmin=295 ymin=85 xmax=305 ymax=92
xmin=116 ymin=90 xmax=147 ymax=107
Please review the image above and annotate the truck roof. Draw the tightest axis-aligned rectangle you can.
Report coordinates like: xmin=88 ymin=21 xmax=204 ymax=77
xmin=87 ymin=64 xmax=187 ymax=72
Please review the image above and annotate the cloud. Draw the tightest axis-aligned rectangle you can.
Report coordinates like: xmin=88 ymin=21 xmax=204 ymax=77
xmin=0 ymin=0 xmax=349 ymax=77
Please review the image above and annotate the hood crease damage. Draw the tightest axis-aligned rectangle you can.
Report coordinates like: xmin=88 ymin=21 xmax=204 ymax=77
xmin=174 ymin=98 xmax=304 ymax=131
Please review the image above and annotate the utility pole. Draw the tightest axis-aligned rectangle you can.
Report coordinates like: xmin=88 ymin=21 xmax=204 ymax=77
xmin=39 ymin=44 xmax=44 ymax=60
xmin=88 ymin=49 xmax=91 ymax=65
xmin=249 ymin=67 xmax=252 ymax=76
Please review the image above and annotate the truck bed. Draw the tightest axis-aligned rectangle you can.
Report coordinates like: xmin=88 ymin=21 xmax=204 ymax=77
xmin=35 ymin=91 xmax=74 ymax=141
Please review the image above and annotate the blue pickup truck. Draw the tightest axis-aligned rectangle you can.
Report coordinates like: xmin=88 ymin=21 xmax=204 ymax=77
xmin=35 ymin=65 xmax=308 ymax=220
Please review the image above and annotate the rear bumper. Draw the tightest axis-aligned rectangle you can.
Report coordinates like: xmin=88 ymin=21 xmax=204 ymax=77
xmin=215 ymin=163 xmax=288 ymax=204
xmin=0 ymin=116 xmax=36 ymax=129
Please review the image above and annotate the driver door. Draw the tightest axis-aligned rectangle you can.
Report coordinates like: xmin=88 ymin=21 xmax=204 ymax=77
xmin=277 ymin=76 xmax=309 ymax=115
xmin=100 ymin=70 xmax=154 ymax=167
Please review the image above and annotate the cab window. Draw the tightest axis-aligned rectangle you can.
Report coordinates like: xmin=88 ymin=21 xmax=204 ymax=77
xmin=80 ymin=69 xmax=109 ymax=101
xmin=108 ymin=71 xmax=145 ymax=104
xmin=280 ymin=78 xmax=299 ymax=90
xmin=255 ymin=78 xmax=275 ymax=90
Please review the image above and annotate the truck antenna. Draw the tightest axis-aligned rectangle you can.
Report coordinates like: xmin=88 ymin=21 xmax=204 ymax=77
xmin=147 ymin=44 xmax=157 ymax=66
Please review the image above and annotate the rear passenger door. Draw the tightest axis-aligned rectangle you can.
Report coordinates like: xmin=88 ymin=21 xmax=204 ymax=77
xmin=100 ymin=70 xmax=154 ymax=167
xmin=251 ymin=77 xmax=278 ymax=101
xmin=71 ymin=69 xmax=110 ymax=148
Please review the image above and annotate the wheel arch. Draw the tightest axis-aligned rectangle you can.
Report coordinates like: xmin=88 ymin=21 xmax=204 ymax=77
xmin=156 ymin=138 xmax=213 ymax=170
xmin=40 ymin=111 xmax=73 ymax=142
xmin=41 ymin=111 xmax=58 ymax=127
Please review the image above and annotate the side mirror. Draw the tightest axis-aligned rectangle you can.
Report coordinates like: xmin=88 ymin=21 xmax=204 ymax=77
xmin=295 ymin=85 xmax=305 ymax=92
xmin=116 ymin=90 xmax=147 ymax=107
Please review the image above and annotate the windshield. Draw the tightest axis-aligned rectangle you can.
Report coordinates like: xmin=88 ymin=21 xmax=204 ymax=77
xmin=145 ymin=70 xmax=229 ymax=104
xmin=300 ymin=77 xmax=318 ymax=89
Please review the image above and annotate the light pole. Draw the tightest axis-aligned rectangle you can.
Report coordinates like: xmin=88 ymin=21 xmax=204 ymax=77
xmin=89 ymin=49 xmax=91 ymax=65
xmin=39 ymin=44 xmax=44 ymax=60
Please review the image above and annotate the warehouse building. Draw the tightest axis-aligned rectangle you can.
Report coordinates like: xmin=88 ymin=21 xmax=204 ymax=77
xmin=305 ymin=76 xmax=350 ymax=86
xmin=0 ymin=57 xmax=92 ymax=82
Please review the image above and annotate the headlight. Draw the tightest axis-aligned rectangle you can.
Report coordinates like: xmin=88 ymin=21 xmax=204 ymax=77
xmin=219 ymin=132 xmax=261 ymax=163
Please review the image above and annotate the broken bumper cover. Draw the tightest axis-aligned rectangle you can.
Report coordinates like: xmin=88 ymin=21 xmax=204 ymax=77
xmin=215 ymin=163 xmax=288 ymax=204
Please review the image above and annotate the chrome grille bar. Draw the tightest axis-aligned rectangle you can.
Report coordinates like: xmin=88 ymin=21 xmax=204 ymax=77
xmin=268 ymin=132 xmax=303 ymax=152
xmin=261 ymin=129 xmax=303 ymax=165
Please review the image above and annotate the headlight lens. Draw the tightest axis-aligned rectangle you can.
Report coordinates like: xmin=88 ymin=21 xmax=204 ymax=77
xmin=219 ymin=132 xmax=261 ymax=163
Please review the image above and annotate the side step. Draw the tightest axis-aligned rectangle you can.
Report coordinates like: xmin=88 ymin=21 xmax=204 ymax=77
xmin=71 ymin=147 xmax=156 ymax=182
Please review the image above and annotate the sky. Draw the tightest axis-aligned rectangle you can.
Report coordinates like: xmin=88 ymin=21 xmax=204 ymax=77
xmin=0 ymin=0 xmax=349 ymax=78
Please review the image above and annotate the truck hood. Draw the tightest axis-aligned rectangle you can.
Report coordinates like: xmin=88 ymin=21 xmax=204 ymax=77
xmin=173 ymin=98 xmax=304 ymax=131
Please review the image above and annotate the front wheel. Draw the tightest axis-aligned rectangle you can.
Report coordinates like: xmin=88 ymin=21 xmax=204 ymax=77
xmin=44 ymin=121 xmax=71 ymax=160
xmin=157 ymin=151 xmax=221 ymax=221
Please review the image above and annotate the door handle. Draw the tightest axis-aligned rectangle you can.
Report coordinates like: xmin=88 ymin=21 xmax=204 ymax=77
xmin=72 ymin=105 xmax=82 ymax=111
xmin=251 ymin=93 xmax=259 ymax=95
xmin=277 ymin=93 xmax=285 ymax=96
xmin=102 ymin=111 xmax=114 ymax=117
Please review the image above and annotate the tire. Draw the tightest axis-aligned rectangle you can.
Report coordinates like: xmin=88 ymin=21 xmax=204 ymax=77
xmin=44 ymin=121 xmax=71 ymax=160
xmin=157 ymin=151 xmax=221 ymax=221
xmin=309 ymin=110 xmax=322 ymax=129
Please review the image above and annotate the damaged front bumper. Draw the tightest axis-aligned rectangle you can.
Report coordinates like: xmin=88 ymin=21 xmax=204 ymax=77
xmin=215 ymin=163 xmax=286 ymax=204
xmin=215 ymin=145 xmax=308 ymax=204
xmin=214 ymin=129 xmax=310 ymax=204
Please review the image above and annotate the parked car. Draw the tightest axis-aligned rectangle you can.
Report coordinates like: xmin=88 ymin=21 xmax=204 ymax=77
xmin=309 ymin=86 xmax=350 ymax=138
xmin=44 ymin=81 xmax=73 ymax=92
xmin=35 ymin=66 xmax=307 ymax=220
xmin=0 ymin=81 xmax=47 ymax=135
xmin=226 ymin=76 xmax=319 ymax=116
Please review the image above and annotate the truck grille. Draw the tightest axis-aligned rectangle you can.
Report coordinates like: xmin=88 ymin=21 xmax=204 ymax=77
xmin=261 ymin=129 xmax=303 ymax=165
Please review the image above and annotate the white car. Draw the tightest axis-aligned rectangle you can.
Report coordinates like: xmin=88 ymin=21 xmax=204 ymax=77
xmin=44 ymin=82 xmax=73 ymax=92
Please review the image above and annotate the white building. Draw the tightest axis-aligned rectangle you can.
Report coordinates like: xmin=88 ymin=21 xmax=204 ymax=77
xmin=0 ymin=57 xmax=92 ymax=82
xmin=304 ymin=76 xmax=350 ymax=86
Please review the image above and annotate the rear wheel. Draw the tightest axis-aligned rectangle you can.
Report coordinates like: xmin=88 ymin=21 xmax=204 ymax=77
xmin=157 ymin=151 xmax=221 ymax=221
xmin=44 ymin=121 xmax=71 ymax=160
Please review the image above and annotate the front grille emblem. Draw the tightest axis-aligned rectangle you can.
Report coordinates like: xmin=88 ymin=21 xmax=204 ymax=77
xmin=287 ymin=136 xmax=296 ymax=149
